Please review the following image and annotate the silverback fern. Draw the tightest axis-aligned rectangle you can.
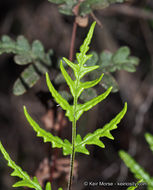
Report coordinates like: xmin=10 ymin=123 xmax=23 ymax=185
xmin=0 ymin=22 xmax=127 ymax=190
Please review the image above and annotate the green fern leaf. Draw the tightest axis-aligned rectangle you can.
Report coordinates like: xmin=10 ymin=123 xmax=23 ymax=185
xmin=63 ymin=57 xmax=99 ymax=79
xmin=0 ymin=142 xmax=42 ymax=190
xmin=119 ymin=150 xmax=153 ymax=188
xmin=60 ymin=60 xmax=75 ymax=97
xmin=76 ymin=22 xmax=95 ymax=66
xmin=0 ymin=20 xmax=128 ymax=190
xmin=45 ymin=182 xmax=52 ymax=190
xmin=75 ymin=103 xmax=127 ymax=154
xmin=24 ymin=106 xmax=72 ymax=155
xmin=62 ymin=57 xmax=78 ymax=72
xmin=45 ymin=182 xmax=63 ymax=190
xmin=75 ymin=22 xmax=97 ymax=76
xmin=62 ymin=22 xmax=98 ymax=80
xmin=45 ymin=22 xmax=127 ymax=157
xmin=46 ymin=22 xmax=112 ymax=122
xmin=46 ymin=73 xmax=73 ymax=122
xmin=145 ymin=133 xmax=153 ymax=153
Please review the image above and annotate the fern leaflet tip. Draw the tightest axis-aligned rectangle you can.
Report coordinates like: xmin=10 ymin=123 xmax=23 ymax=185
xmin=0 ymin=142 xmax=42 ymax=190
xmin=145 ymin=133 xmax=153 ymax=153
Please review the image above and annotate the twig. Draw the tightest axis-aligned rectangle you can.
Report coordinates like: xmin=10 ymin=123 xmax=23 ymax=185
xmin=100 ymin=4 xmax=153 ymax=20
xmin=69 ymin=21 xmax=78 ymax=61
xmin=69 ymin=0 xmax=82 ymax=62
xmin=90 ymin=12 xmax=103 ymax=28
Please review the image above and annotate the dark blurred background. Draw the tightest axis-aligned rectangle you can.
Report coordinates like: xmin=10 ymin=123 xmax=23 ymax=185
xmin=0 ymin=0 xmax=153 ymax=190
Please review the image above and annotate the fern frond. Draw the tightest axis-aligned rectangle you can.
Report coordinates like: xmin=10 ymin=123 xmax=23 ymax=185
xmin=145 ymin=133 xmax=153 ymax=153
xmin=24 ymin=106 xmax=72 ymax=155
xmin=75 ymin=103 xmax=127 ymax=154
xmin=119 ymin=150 xmax=153 ymax=188
xmin=46 ymin=22 xmax=113 ymax=122
xmin=45 ymin=22 xmax=127 ymax=158
xmin=0 ymin=142 xmax=42 ymax=190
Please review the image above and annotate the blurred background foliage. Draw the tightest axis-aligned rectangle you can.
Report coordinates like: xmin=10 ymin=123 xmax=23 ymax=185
xmin=0 ymin=0 xmax=153 ymax=190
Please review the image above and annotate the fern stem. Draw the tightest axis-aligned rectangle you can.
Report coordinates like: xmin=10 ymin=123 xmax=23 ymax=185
xmin=68 ymin=70 xmax=80 ymax=190
xmin=67 ymin=119 xmax=76 ymax=190
xmin=69 ymin=0 xmax=82 ymax=61
xmin=69 ymin=20 xmax=77 ymax=62
xmin=67 ymin=94 xmax=78 ymax=190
